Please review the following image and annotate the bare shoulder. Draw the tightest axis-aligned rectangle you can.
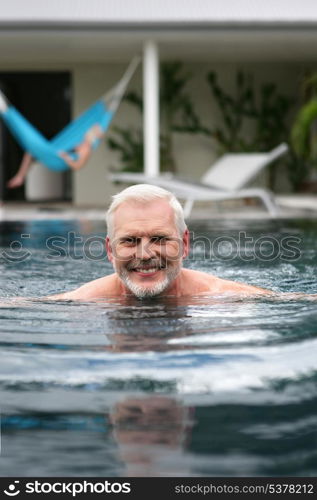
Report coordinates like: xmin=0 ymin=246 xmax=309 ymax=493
xmin=211 ymin=276 xmax=272 ymax=296
xmin=182 ymin=268 xmax=271 ymax=296
xmin=47 ymin=274 xmax=118 ymax=301
xmin=181 ymin=268 xmax=221 ymax=294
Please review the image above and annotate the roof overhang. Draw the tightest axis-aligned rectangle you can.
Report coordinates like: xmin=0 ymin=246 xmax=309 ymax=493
xmin=1 ymin=0 xmax=317 ymax=64
xmin=0 ymin=25 xmax=317 ymax=64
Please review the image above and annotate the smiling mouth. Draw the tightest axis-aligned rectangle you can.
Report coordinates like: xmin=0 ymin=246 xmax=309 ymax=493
xmin=133 ymin=267 xmax=163 ymax=274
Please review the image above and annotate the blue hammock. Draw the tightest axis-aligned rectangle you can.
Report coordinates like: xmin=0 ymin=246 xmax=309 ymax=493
xmin=0 ymin=57 xmax=139 ymax=172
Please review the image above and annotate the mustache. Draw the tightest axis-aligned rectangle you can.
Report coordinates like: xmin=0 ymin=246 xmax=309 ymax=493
xmin=126 ymin=259 xmax=167 ymax=271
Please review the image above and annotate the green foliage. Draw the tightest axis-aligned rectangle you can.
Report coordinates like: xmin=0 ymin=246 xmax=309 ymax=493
xmin=107 ymin=126 xmax=173 ymax=173
xmin=108 ymin=63 xmax=305 ymax=191
xmin=291 ymin=98 xmax=317 ymax=166
xmin=287 ymin=71 xmax=317 ymax=190
xmin=206 ymin=70 xmax=292 ymax=154
xmin=108 ymin=62 xmax=207 ymax=173
xmin=107 ymin=127 xmax=144 ymax=173
xmin=285 ymin=150 xmax=311 ymax=192
xmin=206 ymin=70 xmax=295 ymax=189
xmin=160 ymin=62 xmax=209 ymax=135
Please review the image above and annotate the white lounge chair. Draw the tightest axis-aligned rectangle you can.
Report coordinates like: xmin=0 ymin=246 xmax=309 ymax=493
xmin=110 ymin=143 xmax=288 ymax=217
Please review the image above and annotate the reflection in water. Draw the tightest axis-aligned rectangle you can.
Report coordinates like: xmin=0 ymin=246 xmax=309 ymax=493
xmin=102 ymin=295 xmax=263 ymax=353
xmin=110 ymin=396 xmax=193 ymax=477
xmin=105 ymin=309 xmax=194 ymax=476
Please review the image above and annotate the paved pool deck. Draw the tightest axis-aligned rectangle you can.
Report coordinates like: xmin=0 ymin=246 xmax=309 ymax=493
xmin=1 ymin=195 xmax=317 ymax=221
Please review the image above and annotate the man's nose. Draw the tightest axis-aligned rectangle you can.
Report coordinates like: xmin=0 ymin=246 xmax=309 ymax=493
xmin=135 ymin=238 xmax=156 ymax=259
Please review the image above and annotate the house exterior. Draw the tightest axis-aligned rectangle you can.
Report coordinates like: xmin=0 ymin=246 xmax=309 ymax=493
xmin=0 ymin=0 xmax=317 ymax=205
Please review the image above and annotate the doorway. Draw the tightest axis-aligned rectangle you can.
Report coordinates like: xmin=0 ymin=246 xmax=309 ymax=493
xmin=0 ymin=71 xmax=71 ymax=202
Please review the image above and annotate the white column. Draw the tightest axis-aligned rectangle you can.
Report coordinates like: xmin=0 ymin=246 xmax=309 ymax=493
xmin=143 ymin=40 xmax=160 ymax=177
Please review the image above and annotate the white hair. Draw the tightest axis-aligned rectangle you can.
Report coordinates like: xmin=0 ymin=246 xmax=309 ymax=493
xmin=106 ymin=184 xmax=187 ymax=237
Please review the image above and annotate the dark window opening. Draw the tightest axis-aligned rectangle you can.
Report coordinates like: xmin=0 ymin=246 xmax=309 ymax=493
xmin=0 ymin=72 xmax=71 ymax=202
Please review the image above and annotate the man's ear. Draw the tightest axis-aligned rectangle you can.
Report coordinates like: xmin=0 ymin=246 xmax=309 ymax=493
xmin=105 ymin=236 xmax=113 ymax=263
xmin=182 ymin=229 xmax=190 ymax=259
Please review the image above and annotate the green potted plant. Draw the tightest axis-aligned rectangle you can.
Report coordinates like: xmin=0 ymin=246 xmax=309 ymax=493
xmin=290 ymin=72 xmax=317 ymax=192
xmin=108 ymin=62 xmax=208 ymax=173
xmin=205 ymin=69 xmax=293 ymax=190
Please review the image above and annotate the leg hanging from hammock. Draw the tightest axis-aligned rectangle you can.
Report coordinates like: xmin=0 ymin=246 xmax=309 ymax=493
xmin=7 ymin=152 xmax=34 ymax=189
xmin=7 ymin=124 xmax=104 ymax=188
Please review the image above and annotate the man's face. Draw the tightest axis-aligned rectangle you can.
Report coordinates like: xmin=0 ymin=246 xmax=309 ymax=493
xmin=106 ymin=199 xmax=189 ymax=298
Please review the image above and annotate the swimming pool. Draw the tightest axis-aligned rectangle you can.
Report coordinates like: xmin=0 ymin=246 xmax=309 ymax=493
xmin=0 ymin=217 xmax=317 ymax=477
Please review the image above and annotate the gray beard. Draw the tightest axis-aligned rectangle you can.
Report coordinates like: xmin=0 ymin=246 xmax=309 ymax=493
xmin=117 ymin=265 xmax=181 ymax=298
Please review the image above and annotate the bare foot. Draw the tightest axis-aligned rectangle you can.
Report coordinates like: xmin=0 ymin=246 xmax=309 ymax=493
xmin=85 ymin=124 xmax=104 ymax=144
xmin=59 ymin=151 xmax=81 ymax=170
xmin=91 ymin=124 xmax=103 ymax=138
xmin=7 ymin=175 xmax=24 ymax=189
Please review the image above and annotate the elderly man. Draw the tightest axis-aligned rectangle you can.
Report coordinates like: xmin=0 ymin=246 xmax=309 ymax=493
xmin=51 ymin=184 xmax=272 ymax=300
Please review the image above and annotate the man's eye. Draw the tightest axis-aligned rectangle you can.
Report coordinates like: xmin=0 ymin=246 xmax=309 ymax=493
xmin=122 ymin=238 xmax=137 ymax=245
xmin=151 ymin=236 xmax=168 ymax=243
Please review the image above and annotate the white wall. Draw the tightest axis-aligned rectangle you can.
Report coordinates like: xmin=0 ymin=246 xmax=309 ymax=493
xmin=73 ymin=60 xmax=307 ymax=205
xmin=72 ymin=62 xmax=142 ymax=207
xmin=173 ymin=62 xmax=307 ymax=192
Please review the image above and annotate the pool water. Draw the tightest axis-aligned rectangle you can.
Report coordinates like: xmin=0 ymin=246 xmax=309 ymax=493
xmin=0 ymin=218 xmax=317 ymax=477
